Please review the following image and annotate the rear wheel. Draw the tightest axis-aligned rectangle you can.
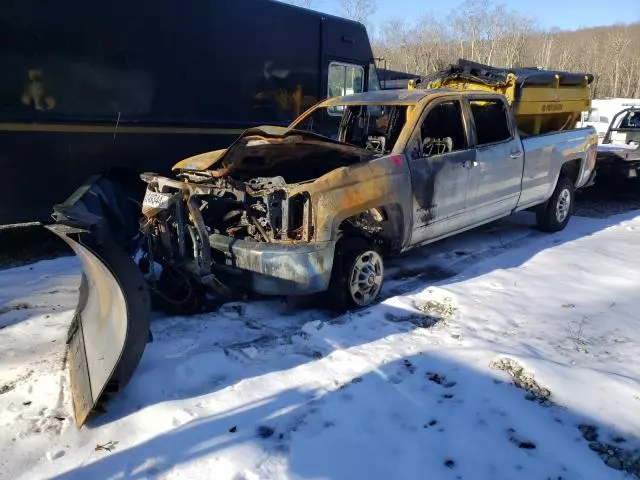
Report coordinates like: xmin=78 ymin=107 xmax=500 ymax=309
xmin=327 ymin=237 xmax=384 ymax=310
xmin=536 ymin=176 xmax=575 ymax=232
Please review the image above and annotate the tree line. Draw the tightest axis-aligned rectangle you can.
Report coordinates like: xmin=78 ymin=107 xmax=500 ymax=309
xmin=283 ymin=0 xmax=640 ymax=99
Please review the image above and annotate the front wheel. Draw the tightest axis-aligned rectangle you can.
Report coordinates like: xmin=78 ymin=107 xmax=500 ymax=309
xmin=536 ymin=176 xmax=575 ymax=232
xmin=327 ymin=237 xmax=384 ymax=310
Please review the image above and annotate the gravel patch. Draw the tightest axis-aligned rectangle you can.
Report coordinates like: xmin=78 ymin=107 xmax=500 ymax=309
xmin=583 ymin=425 xmax=640 ymax=478
xmin=575 ymin=179 xmax=640 ymax=218
xmin=489 ymin=357 xmax=552 ymax=405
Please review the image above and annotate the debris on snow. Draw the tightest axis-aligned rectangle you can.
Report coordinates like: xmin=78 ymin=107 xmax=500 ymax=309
xmin=256 ymin=426 xmax=275 ymax=439
xmin=383 ymin=311 xmax=443 ymax=328
xmin=507 ymin=428 xmax=536 ymax=449
xmin=0 ymin=302 xmax=32 ymax=315
xmin=444 ymin=458 xmax=456 ymax=468
xmin=579 ymin=424 xmax=599 ymax=442
xmin=426 ymin=372 xmax=457 ymax=388
xmin=403 ymin=359 xmax=416 ymax=374
xmin=489 ymin=357 xmax=552 ymax=405
xmin=567 ymin=320 xmax=590 ymax=353
xmin=423 ymin=419 xmax=438 ymax=428
xmin=94 ymin=441 xmax=118 ymax=453
xmin=0 ymin=382 xmax=15 ymax=395
xmin=0 ymin=369 xmax=34 ymax=396
xmin=414 ymin=296 xmax=456 ymax=319
xmin=583 ymin=426 xmax=640 ymax=477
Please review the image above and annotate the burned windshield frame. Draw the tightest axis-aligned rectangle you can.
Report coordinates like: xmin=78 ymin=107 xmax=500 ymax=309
xmin=291 ymin=104 xmax=408 ymax=154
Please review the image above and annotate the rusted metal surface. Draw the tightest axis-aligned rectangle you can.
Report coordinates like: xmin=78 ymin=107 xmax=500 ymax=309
xmin=209 ymin=234 xmax=335 ymax=295
xmin=291 ymin=158 xmax=412 ymax=245
xmin=171 ymin=149 xmax=228 ymax=172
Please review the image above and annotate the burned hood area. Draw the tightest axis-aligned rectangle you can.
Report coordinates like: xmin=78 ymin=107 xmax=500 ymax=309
xmin=185 ymin=126 xmax=377 ymax=183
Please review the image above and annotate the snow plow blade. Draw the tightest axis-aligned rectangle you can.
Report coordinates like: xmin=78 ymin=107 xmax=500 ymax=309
xmin=45 ymin=173 xmax=151 ymax=427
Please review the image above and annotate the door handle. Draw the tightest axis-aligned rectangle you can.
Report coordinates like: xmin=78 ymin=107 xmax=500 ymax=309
xmin=463 ymin=160 xmax=478 ymax=169
xmin=510 ymin=150 xmax=523 ymax=159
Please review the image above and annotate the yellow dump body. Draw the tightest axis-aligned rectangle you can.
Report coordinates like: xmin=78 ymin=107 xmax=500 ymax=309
xmin=409 ymin=60 xmax=593 ymax=136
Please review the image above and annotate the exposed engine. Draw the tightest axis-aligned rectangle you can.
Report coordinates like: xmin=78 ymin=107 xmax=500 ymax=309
xmin=140 ymin=171 xmax=312 ymax=239
xmin=134 ymin=171 xmax=313 ymax=310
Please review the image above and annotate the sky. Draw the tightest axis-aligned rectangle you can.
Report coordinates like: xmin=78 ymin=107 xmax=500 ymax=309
xmin=308 ymin=0 xmax=640 ymax=34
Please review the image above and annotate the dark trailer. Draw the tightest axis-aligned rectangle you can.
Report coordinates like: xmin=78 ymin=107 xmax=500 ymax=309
xmin=0 ymin=0 xmax=380 ymax=224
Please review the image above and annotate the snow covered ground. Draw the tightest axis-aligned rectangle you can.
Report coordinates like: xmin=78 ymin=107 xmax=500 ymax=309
xmin=1 ymin=210 xmax=639 ymax=480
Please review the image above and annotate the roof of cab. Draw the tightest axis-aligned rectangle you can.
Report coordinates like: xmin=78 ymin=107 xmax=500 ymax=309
xmin=320 ymin=88 xmax=454 ymax=106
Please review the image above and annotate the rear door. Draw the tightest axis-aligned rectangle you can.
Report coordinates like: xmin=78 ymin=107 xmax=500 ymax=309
xmin=464 ymin=96 xmax=525 ymax=222
xmin=407 ymin=97 xmax=476 ymax=245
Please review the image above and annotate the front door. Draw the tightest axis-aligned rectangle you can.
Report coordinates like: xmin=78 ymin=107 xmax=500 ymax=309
xmin=407 ymin=98 xmax=475 ymax=245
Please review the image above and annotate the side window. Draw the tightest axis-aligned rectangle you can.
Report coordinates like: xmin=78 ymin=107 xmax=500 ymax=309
xmin=293 ymin=107 xmax=340 ymax=140
xmin=328 ymin=63 xmax=364 ymax=115
xmin=620 ymin=113 xmax=639 ymax=128
xmin=470 ymin=99 xmax=512 ymax=145
xmin=419 ymin=101 xmax=467 ymax=157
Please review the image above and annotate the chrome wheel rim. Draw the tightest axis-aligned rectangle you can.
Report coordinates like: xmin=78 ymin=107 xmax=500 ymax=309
xmin=348 ymin=250 xmax=384 ymax=306
xmin=556 ymin=188 xmax=571 ymax=223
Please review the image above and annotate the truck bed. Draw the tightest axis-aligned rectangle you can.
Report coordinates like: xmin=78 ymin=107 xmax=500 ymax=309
xmin=517 ymin=127 xmax=597 ymax=209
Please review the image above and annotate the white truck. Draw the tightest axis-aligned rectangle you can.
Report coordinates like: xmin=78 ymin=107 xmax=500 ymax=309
xmin=580 ymin=98 xmax=640 ymax=142
xmin=593 ymin=106 xmax=640 ymax=180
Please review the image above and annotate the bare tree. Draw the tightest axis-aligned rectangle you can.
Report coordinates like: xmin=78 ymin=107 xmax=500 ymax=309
xmin=605 ymin=30 xmax=632 ymax=97
xmin=378 ymin=18 xmax=410 ymax=71
xmin=372 ymin=0 xmax=640 ymax=99
xmin=340 ymin=0 xmax=376 ymax=25
xmin=411 ymin=14 xmax=446 ymax=73
xmin=534 ymin=32 xmax=554 ymax=69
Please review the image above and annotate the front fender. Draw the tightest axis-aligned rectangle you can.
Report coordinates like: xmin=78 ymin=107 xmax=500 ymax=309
xmin=297 ymin=155 xmax=412 ymax=243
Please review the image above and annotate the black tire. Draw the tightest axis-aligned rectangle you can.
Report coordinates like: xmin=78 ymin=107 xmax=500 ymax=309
xmin=536 ymin=176 xmax=575 ymax=232
xmin=327 ymin=236 xmax=384 ymax=311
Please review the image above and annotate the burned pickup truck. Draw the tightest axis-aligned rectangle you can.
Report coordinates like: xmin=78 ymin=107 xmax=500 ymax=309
xmin=48 ymin=87 xmax=598 ymax=426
